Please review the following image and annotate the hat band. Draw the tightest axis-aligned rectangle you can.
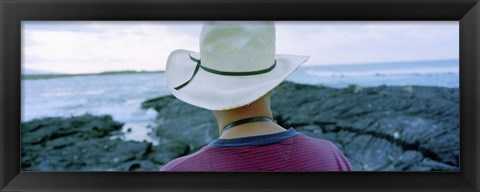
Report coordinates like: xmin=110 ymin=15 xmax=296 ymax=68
xmin=174 ymin=54 xmax=277 ymax=90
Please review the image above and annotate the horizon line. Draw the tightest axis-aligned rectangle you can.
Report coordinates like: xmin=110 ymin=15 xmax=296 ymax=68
xmin=23 ymin=58 xmax=459 ymax=75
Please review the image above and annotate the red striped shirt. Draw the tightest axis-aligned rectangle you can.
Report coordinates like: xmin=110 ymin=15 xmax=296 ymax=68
xmin=160 ymin=128 xmax=352 ymax=171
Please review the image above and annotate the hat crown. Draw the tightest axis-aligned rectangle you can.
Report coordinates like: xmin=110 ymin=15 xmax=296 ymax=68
xmin=199 ymin=21 xmax=276 ymax=72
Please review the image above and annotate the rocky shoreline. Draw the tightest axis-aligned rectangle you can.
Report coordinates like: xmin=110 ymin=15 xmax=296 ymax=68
xmin=21 ymin=81 xmax=459 ymax=171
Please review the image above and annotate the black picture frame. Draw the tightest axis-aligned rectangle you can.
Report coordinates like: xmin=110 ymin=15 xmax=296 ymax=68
xmin=1 ymin=0 xmax=479 ymax=191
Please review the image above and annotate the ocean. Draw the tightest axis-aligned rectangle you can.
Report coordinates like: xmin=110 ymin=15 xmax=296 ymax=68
xmin=22 ymin=59 xmax=459 ymax=144
xmin=287 ymin=59 xmax=458 ymax=88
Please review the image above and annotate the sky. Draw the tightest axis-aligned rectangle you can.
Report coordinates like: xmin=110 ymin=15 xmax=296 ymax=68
xmin=22 ymin=21 xmax=459 ymax=74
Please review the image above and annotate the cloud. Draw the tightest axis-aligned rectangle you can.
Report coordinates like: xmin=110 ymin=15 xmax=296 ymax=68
xmin=23 ymin=21 xmax=200 ymax=74
xmin=276 ymin=21 xmax=458 ymax=65
xmin=22 ymin=21 xmax=458 ymax=74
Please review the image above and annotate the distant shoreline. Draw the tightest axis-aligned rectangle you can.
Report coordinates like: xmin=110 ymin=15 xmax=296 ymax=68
xmin=22 ymin=59 xmax=458 ymax=80
xmin=22 ymin=70 xmax=165 ymax=80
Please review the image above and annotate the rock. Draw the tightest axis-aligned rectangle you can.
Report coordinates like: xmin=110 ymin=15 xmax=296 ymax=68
xmin=143 ymin=96 xmax=218 ymax=162
xmin=414 ymin=158 xmax=459 ymax=171
xmin=23 ymin=81 xmax=458 ymax=171
xmin=116 ymin=160 xmax=158 ymax=171
xmin=32 ymin=138 xmax=153 ymax=171
xmin=21 ymin=114 xmax=159 ymax=171
xmin=141 ymin=96 xmax=177 ymax=112
xmin=394 ymin=150 xmax=424 ymax=170
xmin=270 ymin=82 xmax=459 ymax=171
xmin=22 ymin=114 xmax=123 ymax=145
xmin=147 ymin=141 xmax=189 ymax=165
xmin=143 ymin=81 xmax=459 ymax=171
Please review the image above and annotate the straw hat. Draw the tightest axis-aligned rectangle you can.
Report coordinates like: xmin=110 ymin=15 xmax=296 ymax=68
xmin=165 ymin=21 xmax=309 ymax=110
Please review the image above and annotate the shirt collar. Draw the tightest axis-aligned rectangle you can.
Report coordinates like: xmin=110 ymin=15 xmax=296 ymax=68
xmin=207 ymin=128 xmax=300 ymax=147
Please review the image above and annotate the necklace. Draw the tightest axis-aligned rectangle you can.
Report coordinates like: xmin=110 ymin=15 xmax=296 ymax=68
xmin=222 ymin=116 xmax=273 ymax=134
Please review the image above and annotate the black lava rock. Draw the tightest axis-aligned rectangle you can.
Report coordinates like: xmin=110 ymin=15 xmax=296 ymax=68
xmin=21 ymin=114 xmax=159 ymax=171
xmin=22 ymin=81 xmax=458 ymax=171
xmin=143 ymin=81 xmax=459 ymax=171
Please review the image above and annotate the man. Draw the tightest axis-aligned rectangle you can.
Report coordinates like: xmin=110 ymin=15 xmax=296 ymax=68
xmin=160 ymin=21 xmax=352 ymax=171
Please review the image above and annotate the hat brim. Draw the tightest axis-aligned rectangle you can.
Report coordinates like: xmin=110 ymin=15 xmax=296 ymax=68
xmin=165 ymin=49 xmax=309 ymax=110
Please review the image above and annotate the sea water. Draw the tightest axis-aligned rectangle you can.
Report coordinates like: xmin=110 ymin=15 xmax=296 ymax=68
xmin=22 ymin=73 xmax=170 ymax=144
xmin=22 ymin=59 xmax=459 ymax=144
xmin=287 ymin=59 xmax=459 ymax=88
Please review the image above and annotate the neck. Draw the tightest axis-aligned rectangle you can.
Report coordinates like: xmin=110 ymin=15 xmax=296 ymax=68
xmin=213 ymin=94 xmax=286 ymax=139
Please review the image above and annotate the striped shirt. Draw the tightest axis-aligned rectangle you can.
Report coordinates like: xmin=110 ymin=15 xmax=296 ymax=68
xmin=160 ymin=128 xmax=352 ymax=171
